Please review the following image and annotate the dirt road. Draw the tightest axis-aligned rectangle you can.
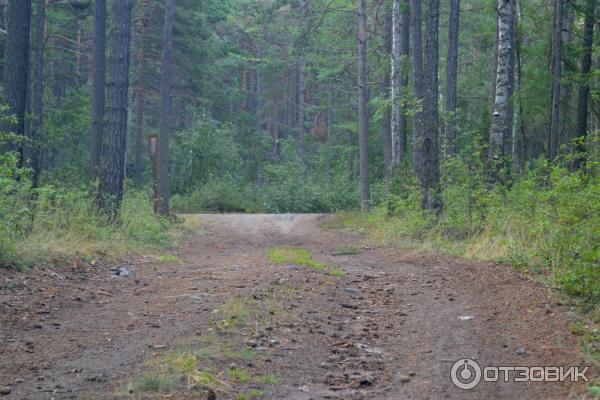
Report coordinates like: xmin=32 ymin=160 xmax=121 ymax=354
xmin=0 ymin=214 xmax=591 ymax=399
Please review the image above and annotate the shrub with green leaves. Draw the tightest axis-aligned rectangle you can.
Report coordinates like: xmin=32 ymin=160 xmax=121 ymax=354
xmin=356 ymin=156 xmax=600 ymax=307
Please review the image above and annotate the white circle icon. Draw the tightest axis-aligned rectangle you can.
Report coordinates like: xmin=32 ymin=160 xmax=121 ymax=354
xmin=451 ymin=358 xmax=482 ymax=390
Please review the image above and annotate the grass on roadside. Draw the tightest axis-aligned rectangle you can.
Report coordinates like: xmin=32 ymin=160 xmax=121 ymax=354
xmin=3 ymin=189 xmax=176 ymax=269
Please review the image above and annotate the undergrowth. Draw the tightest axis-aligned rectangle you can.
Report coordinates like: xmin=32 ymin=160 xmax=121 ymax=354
xmin=0 ymin=152 xmax=174 ymax=268
xmin=329 ymin=155 xmax=600 ymax=393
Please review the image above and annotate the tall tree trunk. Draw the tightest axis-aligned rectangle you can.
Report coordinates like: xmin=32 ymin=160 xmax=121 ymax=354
xmin=90 ymin=0 xmax=106 ymax=176
xmin=95 ymin=0 xmax=133 ymax=221
xmin=574 ymin=0 xmax=596 ymax=169
xmin=28 ymin=0 xmax=46 ymax=188
xmin=420 ymin=0 xmax=441 ymax=211
xmin=358 ymin=0 xmax=370 ymax=211
xmin=446 ymin=0 xmax=460 ymax=157
xmin=391 ymin=0 xmax=401 ymax=172
xmin=3 ymin=0 xmax=31 ymax=162
xmin=134 ymin=1 xmax=150 ymax=186
xmin=157 ymin=0 xmax=175 ymax=216
xmin=548 ymin=0 xmax=563 ymax=161
xmin=391 ymin=0 xmax=410 ymax=172
xmin=504 ymin=0 xmax=516 ymax=157
xmin=382 ymin=11 xmax=392 ymax=178
xmin=489 ymin=0 xmax=515 ymax=181
xmin=513 ymin=0 xmax=525 ymax=172
xmin=76 ymin=16 xmax=82 ymax=81
xmin=559 ymin=3 xmax=575 ymax=144
xmin=398 ymin=0 xmax=410 ymax=168
xmin=325 ymin=90 xmax=333 ymax=182
xmin=411 ymin=0 xmax=425 ymax=185
xmin=297 ymin=51 xmax=306 ymax=162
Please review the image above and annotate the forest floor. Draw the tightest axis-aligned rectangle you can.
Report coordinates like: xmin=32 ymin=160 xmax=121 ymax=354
xmin=0 ymin=214 xmax=595 ymax=399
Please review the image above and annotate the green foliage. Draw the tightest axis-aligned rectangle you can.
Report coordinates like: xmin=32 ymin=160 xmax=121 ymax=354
xmin=259 ymin=140 xmax=360 ymax=213
xmin=171 ymin=178 xmax=254 ymax=213
xmin=171 ymin=119 xmax=243 ymax=194
xmin=170 ymin=134 xmax=363 ymax=213
xmin=43 ymin=88 xmax=92 ymax=184
xmin=355 ymin=158 xmax=600 ymax=307
xmin=0 ymin=177 xmax=172 ymax=267
xmin=0 ymin=152 xmax=33 ymax=265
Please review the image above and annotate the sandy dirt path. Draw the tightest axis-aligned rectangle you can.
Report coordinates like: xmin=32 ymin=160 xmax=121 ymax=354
xmin=0 ymin=214 xmax=591 ymax=399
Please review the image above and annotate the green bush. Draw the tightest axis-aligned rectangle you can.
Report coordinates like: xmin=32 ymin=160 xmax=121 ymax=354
xmin=0 ymin=179 xmax=173 ymax=267
xmin=357 ymin=156 xmax=600 ymax=307
xmin=0 ymin=151 xmax=33 ymax=265
xmin=171 ymin=178 xmax=254 ymax=213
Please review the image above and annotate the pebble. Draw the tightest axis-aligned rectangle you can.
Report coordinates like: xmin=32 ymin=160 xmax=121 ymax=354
xmin=516 ymin=347 xmax=527 ymax=356
xmin=398 ymin=375 xmax=411 ymax=383
xmin=115 ymin=267 xmax=130 ymax=277
xmin=0 ymin=387 xmax=11 ymax=395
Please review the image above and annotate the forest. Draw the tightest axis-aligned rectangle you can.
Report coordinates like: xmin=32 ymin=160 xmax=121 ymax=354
xmin=0 ymin=0 xmax=599 ymax=398
xmin=1 ymin=0 xmax=598 ymax=300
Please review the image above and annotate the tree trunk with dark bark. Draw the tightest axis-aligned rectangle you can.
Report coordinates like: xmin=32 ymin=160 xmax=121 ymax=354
xmin=297 ymin=52 xmax=306 ymax=162
xmin=3 ymin=0 xmax=31 ymax=162
xmin=446 ymin=0 xmax=460 ymax=157
xmin=325 ymin=90 xmax=333 ymax=182
xmin=27 ymin=0 xmax=46 ymax=188
xmin=548 ymin=0 xmax=563 ymax=161
xmin=156 ymin=0 xmax=175 ymax=216
xmin=574 ymin=0 xmax=596 ymax=169
xmin=95 ymin=0 xmax=133 ymax=222
xmin=513 ymin=0 xmax=525 ymax=172
xmin=358 ymin=0 xmax=370 ymax=211
xmin=134 ymin=1 xmax=150 ymax=186
xmin=411 ymin=0 xmax=425 ymax=186
xmin=382 ymin=11 xmax=392 ymax=178
xmin=391 ymin=0 xmax=410 ymax=172
xmin=420 ymin=0 xmax=441 ymax=212
xmin=90 ymin=0 xmax=106 ymax=177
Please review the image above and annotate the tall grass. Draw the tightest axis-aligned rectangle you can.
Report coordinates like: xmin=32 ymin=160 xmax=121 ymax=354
xmin=332 ymin=158 xmax=600 ymax=308
xmin=1 ymin=168 xmax=173 ymax=267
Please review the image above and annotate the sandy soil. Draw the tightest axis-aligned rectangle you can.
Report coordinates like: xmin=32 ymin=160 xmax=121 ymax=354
xmin=0 ymin=214 xmax=593 ymax=399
